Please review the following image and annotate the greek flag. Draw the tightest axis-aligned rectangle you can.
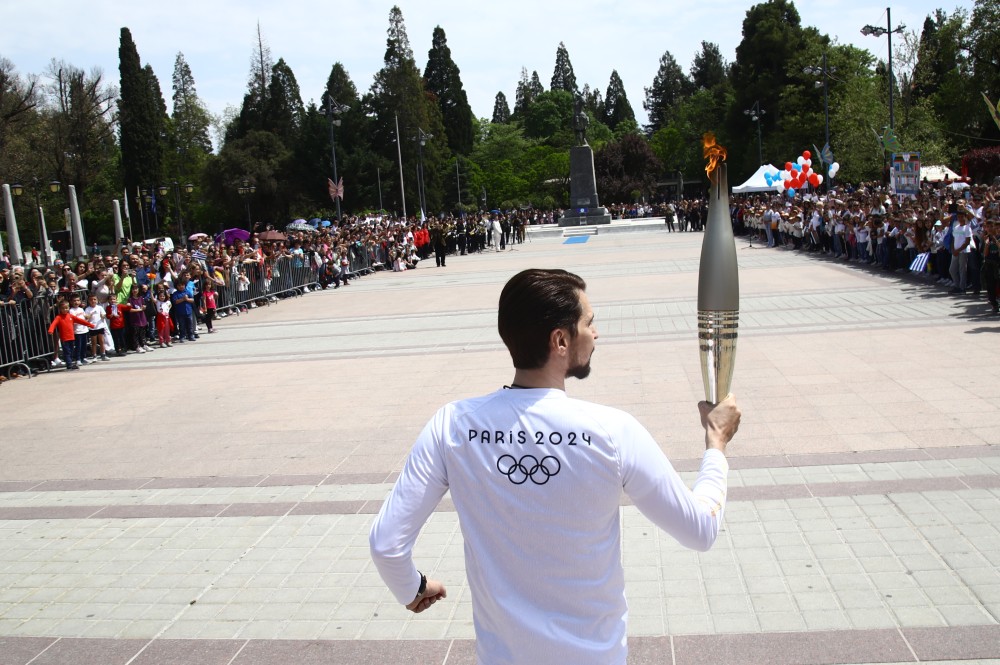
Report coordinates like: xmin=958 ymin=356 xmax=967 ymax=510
xmin=910 ymin=252 xmax=930 ymax=273
xmin=192 ymin=250 xmax=207 ymax=262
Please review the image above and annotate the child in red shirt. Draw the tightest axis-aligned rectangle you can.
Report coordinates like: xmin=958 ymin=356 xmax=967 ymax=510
xmin=48 ymin=299 xmax=94 ymax=371
xmin=105 ymin=297 xmax=131 ymax=357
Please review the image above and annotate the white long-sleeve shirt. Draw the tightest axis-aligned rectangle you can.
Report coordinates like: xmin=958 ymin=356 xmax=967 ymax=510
xmin=370 ymin=388 xmax=729 ymax=665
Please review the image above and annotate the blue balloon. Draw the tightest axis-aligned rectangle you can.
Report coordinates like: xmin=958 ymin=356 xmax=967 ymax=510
xmin=792 ymin=164 xmax=801 ymax=171
xmin=787 ymin=188 xmax=796 ymax=197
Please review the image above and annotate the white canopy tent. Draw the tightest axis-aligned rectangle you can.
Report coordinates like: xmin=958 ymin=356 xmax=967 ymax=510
xmin=921 ymin=164 xmax=960 ymax=182
xmin=732 ymin=164 xmax=779 ymax=194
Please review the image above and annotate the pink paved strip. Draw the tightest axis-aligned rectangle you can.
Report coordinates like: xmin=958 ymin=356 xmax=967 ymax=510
xmin=2 ymin=626 xmax=999 ymax=665
xmin=0 ymin=475 xmax=996 ymax=522
xmin=1 ymin=446 xmax=995 ymax=493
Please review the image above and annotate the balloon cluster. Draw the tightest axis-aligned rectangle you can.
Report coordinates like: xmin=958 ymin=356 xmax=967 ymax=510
xmin=827 ymin=161 xmax=840 ymax=179
xmin=763 ymin=150 xmax=829 ymax=198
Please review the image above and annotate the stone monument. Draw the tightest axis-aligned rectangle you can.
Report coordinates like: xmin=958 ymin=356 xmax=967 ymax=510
xmin=559 ymin=95 xmax=612 ymax=227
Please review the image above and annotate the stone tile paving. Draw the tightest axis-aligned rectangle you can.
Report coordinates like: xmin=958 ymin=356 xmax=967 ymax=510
xmin=2 ymin=229 xmax=999 ymax=663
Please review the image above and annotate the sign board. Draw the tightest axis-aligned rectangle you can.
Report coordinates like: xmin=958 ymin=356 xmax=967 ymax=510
xmin=891 ymin=152 xmax=921 ymax=197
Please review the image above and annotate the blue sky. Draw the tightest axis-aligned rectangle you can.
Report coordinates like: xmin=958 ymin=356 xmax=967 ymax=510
xmin=2 ymin=0 xmax=977 ymax=135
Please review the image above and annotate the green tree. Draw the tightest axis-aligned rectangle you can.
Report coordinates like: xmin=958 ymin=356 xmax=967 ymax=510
xmin=643 ymin=51 xmax=691 ymax=133
xmin=42 ymin=61 xmax=117 ymax=198
xmin=594 ymin=134 xmax=662 ymax=203
xmin=513 ymin=69 xmax=546 ymax=120
xmin=550 ymin=42 xmax=578 ymax=93
xmin=492 ymin=92 xmax=511 ymax=124
xmin=423 ymin=26 xmax=474 ymax=155
xmin=728 ymin=0 xmax=816 ymax=176
xmin=603 ymin=70 xmax=635 ymax=131
xmin=229 ymin=23 xmax=273 ymax=142
xmin=581 ymin=83 xmax=603 ymax=120
xmin=263 ymin=58 xmax=304 ymax=145
xmin=166 ymin=51 xmax=212 ymax=226
xmin=366 ymin=6 xmax=449 ymax=216
xmin=118 ymin=27 xmax=164 ymax=201
xmin=969 ymin=0 xmax=1000 ymax=139
xmin=523 ymin=89 xmax=574 ymax=146
xmin=0 ymin=58 xmax=38 ymax=179
xmin=691 ymin=41 xmax=728 ymax=90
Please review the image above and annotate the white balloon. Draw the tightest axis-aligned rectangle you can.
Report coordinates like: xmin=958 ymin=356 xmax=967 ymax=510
xmin=782 ymin=170 xmax=792 ymax=180
xmin=815 ymin=174 xmax=824 ymax=185
xmin=797 ymin=156 xmax=805 ymax=165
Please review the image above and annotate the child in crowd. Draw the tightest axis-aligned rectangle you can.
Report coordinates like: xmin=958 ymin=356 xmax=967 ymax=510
xmin=106 ymin=296 xmax=129 ymax=357
xmin=48 ymin=298 xmax=94 ymax=371
xmin=202 ymin=280 xmax=217 ymax=333
xmin=84 ymin=294 xmax=110 ymax=361
xmin=68 ymin=295 xmax=90 ymax=366
xmin=126 ymin=284 xmax=151 ymax=354
xmin=155 ymin=291 xmax=173 ymax=347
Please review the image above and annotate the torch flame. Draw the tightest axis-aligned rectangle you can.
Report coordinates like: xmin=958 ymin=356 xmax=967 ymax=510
xmin=703 ymin=132 xmax=727 ymax=177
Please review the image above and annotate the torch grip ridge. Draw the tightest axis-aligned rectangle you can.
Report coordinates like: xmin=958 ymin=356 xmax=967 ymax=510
xmin=698 ymin=310 xmax=739 ymax=405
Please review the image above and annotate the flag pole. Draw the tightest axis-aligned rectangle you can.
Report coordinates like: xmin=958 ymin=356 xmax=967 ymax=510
xmin=396 ymin=113 xmax=407 ymax=220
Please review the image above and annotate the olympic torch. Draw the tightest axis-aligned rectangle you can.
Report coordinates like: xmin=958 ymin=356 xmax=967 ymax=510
xmin=697 ymin=134 xmax=739 ymax=404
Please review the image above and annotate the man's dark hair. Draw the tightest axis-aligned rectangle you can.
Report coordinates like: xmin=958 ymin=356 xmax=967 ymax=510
xmin=498 ymin=269 xmax=587 ymax=369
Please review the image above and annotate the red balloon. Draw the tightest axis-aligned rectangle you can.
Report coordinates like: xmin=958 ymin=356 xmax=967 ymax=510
xmin=801 ymin=164 xmax=810 ymax=174
xmin=808 ymin=173 xmax=820 ymax=187
xmin=783 ymin=179 xmax=792 ymax=189
xmin=785 ymin=162 xmax=793 ymax=171
xmin=803 ymin=150 xmax=811 ymax=160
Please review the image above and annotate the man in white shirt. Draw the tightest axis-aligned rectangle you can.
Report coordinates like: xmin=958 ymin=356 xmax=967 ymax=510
xmin=370 ymin=268 xmax=741 ymax=665
xmin=950 ymin=209 xmax=974 ymax=292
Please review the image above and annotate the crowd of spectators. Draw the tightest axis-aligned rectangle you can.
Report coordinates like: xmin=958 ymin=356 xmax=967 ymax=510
xmin=731 ymin=180 xmax=1000 ymax=316
xmin=0 ymin=211 xmax=542 ymax=379
xmin=4 ymin=180 xmax=997 ymax=380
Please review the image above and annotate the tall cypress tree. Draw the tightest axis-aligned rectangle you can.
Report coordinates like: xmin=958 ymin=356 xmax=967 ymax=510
xmin=643 ymin=51 xmax=691 ymax=133
xmin=603 ymin=70 xmax=635 ymax=131
xmin=368 ymin=6 xmax=449 ymax=215
xmin=119 ymin=27 xmax=163 ymax=197
xmin=264 ymin=58 xmax=304 ymax=145
xmin=550 ymin=42 xmax=578 ymax=93
xmin=492 ymin=92 xmax=511 ymax=124
xmin=423 ymin=26 xmax=474 ymax=155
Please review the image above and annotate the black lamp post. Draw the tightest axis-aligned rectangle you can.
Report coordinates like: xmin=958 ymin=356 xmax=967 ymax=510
xmin=416 ymin=127 xmax=432 ymax=219
xmin=11 ymin=178 xmax=61 ymax=267
xmin=323 ymin=94 xmax=347 ymax=221
xmin=237 ymin=180 xmax=256 ymax=228
xmin=158 ymin=181 xmax=194 ymax=243
xmin=743 ymin=101 xmax=765 ymax=166
xmin=862 ymin=8 xmax=906 ymax=132
xmin=141 ymin=188 xmax=159 ymax=234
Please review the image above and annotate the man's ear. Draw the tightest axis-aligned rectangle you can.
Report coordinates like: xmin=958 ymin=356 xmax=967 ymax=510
xmin=550 ymin=327 xmax=570 ymax=357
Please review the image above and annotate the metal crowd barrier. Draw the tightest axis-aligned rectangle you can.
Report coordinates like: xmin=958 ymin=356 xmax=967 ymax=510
xmin=0 ymin=292 xmax=80 ymax=378
xmin=213 ymin=255 xmax=321 ymax=315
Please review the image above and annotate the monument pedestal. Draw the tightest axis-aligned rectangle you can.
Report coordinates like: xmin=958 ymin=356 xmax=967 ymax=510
xmin=559 ymin=145 xmax=611 ymax=227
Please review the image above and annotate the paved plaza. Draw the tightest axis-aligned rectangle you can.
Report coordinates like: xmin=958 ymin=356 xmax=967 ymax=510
xmin=1 ymin=226 xmax=999 ymax=664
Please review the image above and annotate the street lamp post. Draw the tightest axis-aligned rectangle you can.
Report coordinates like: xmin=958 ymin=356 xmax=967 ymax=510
xmin=141 ymin=188 xmax=160 ymax=234
xmin=237 ymin=180 xmax=256 ymax=228
xmin=158 ymin=181 xmax=194 ymax=243
xmin=804 ymin=53 xmax=837 ymax=190
xmin=416 ymin=128 xmax=432 ymax=219
xmin=324 ymin=93 xmax=347 ymax=221
xmin=11 ymin=178 xmax=61 ymax=267
xmin=862 ymin=7 xmax=906 ymax=131
xmin=803 ymin=53 xmax=836 ymax=151
xmin=743 ymin=101 xmax=766 ymax=166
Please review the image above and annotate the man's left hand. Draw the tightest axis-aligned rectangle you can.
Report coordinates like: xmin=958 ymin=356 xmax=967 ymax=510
xmin=405 ymin=579 xmax=447 ymax=614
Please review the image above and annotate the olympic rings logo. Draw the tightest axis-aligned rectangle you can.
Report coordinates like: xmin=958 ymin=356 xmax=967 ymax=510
xmin=496 ymin=454 xmax=561 ymax=485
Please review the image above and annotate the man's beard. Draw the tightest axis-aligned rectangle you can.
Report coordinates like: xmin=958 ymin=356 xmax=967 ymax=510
xmin=566 ymin=359 xmax=591 ymax=380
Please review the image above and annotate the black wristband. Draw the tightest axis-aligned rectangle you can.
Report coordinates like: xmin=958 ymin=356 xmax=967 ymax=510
xmin=417 ymin=571 xmax=427 ymax=596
